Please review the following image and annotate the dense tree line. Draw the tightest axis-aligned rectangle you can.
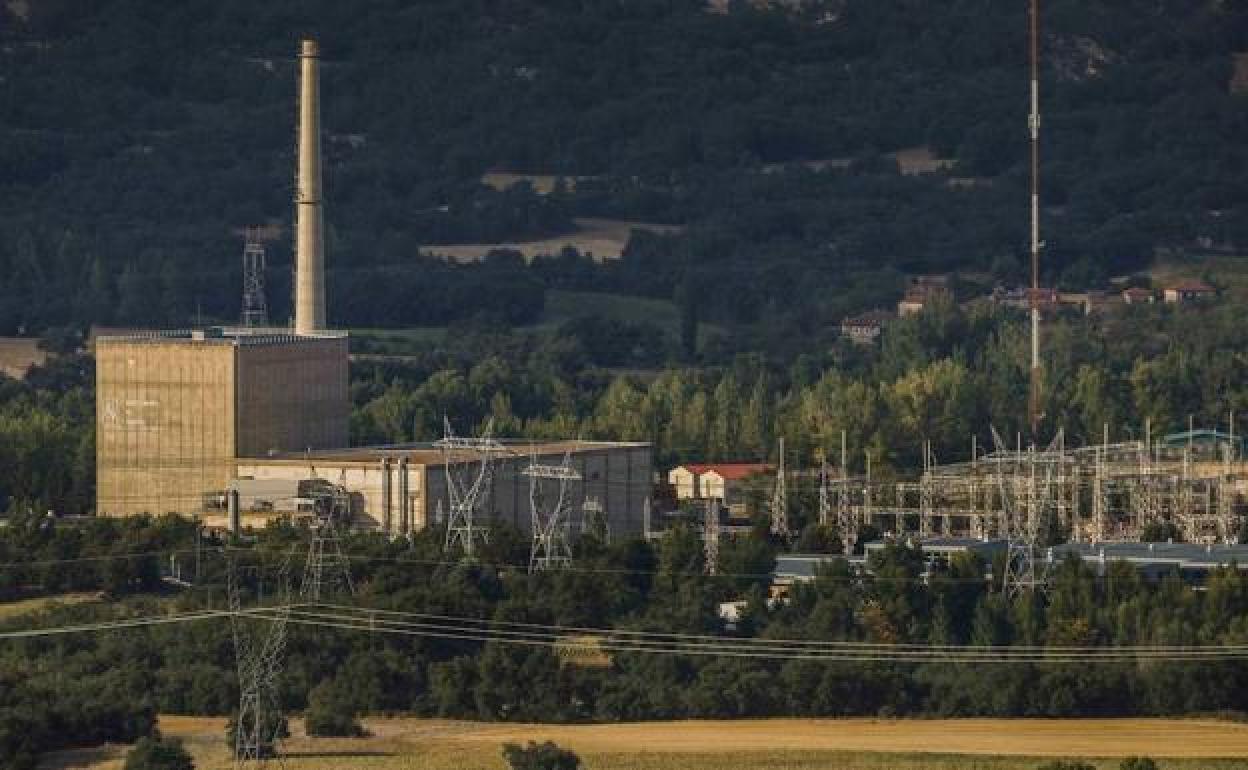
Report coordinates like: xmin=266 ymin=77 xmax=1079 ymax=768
xmin=0 ymin=0 xmax=1244 ymax=338
xmin=4 ymin=515 xmax=1248 ymax=765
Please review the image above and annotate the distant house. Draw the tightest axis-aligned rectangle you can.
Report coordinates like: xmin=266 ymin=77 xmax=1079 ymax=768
xmin=996 ymin=286 xmax=1061 ymax=312
xmin=1122 ymin=287 xmax=1155 ymax=305
xmin=897 ymin=276 xmax=952 ymax=317
xmin=667 ymin=462 xmax=774 ymax=517
xmin=1163 ymin=280 xmax=1215 ymax=304
xmin=840 ymin=311 xmax=892 ymax=344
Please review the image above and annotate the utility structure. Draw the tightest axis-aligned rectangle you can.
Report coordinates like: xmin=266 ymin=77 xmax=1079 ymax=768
xmin=229 ymin=556 xmax=292 ymax=768
xmin=987 ymin=427 xmax=1068 ymax=597
xmin=524 ymin=451 xmax=582 ymax=571
xmin=294 ymin=39 xmax=326 ymax=335
xmin=240 ymin=228 xmax=269 ymax=327
xmin=769 ymin=437 xmax=791 ymax=540
xmin=1027 ymin=0 xmax=1044 ymax=436
xmin=300 ymin=479 xmax=354 ymax=600
xmin=436 ymin=417 xmax=507 ymax=556
xmin=703 ymin=497 xmax=721 ymax=575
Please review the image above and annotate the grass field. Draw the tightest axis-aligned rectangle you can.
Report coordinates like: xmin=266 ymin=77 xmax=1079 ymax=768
xmin=425 ymin=217 xmax=683 ymax=264
xmin=45 ymin=717 xmax=1248 ymax=770
xmin=0 ymin=592 xmax=102 ymax=621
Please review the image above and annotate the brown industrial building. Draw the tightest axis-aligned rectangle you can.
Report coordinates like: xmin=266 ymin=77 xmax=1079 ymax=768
xmin=94 ymin=39 xmax=653 ymax=539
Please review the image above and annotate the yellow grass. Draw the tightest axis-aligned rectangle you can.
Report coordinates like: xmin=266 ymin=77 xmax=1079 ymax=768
xmin=44 ymin=717 xmax=1248 ymax=770
xmin=0 ymin=592 xmax=102 ymax=621
xmin=426 ymin=218 xmax=683 ymax=263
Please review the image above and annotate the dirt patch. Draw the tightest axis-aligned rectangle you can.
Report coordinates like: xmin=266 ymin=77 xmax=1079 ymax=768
xmin=0 ymin=337 xmax=46 ymax=379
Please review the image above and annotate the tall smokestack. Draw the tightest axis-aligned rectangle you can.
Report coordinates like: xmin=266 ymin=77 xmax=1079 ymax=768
xmin=294 ymin=39 xmax=325 ymax=335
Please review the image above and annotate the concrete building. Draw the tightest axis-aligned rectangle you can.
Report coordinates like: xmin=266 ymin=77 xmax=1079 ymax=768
xmin=95 ymin=328 xmax=349 ymax=516
xmin=840 ymin=311 xmax=891 ymax=345
xmin=220 ymin=440 xmax=653 ymax=537
xmin=1122 ymin=286 xmax=1155 ymax=305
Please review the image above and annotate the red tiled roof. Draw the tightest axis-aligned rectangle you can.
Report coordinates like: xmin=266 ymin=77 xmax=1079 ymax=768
xmin=1165 ymin=280 xmax=1214 ymax=293
xmin=1122 ymin=287 xmax=1152 ymax=297
xmin=679 ymin=463 xmax=775 ymax=480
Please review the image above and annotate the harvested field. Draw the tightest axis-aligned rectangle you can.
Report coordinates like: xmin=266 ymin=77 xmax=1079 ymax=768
xmin=426 ymin=217 xmax=682 ymax=263
xmin=48 ymin=716 xmax=1248 ymax=770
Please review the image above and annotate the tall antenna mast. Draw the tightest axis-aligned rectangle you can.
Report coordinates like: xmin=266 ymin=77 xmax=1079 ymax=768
xmin=1027 ymin=0 xmax=1043 ymax=437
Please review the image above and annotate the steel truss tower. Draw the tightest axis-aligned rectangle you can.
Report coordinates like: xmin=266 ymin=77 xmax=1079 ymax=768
xmin=300 ymin=482 xmax=354 ymax=600
xmin=524 ymin=451 xmax=582 ymax=571
xmin=436 ymin=417 xmax=507 ymax=557
xmin=229 ymin=556 xmax=292 ymax=768
xmin=703 ymin=497 xmax=721 ymax=575
xmin=241 ymin=228 xmax=269 ymax=328
xmin=769 ymin=437 xmax=791 ymax=540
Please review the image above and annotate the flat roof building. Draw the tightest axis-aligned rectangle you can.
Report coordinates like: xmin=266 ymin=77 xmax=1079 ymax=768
xmin=96 ymin=328 xmax=349 ymax=516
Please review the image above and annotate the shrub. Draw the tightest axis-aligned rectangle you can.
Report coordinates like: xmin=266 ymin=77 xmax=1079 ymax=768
xmin=123 ymin=732 xmax=194 ymax=770
xmin=1120 ymin=759 xmax=1159 ymax=770
xmin=304 ymin=679 xmax=366 ymax=738
xmin=1036 ymin=763 xmax=1095 ymax=770
xmin=502 ymin=740 xmax=582 ymax=770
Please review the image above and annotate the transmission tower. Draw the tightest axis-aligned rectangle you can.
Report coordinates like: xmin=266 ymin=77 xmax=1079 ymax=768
xmin=769 ymin=436 xmax=791 ymax=540
xmin=436 ymin=417 xmax=507 ymax=557
xmin=524 ymin=451 xmax=582 ymax=571
xmin=241 ymin=228 xmax=269 ymax=328
xmin=990 ymin=427 xmax=1059 ymax=599
xmin=703 ymin=497 xmax=721 ymax=575
xmin=300 ymin=480 xmax=354 ymax=600
xmin=229 ymin=555 xmax=292 ymax=768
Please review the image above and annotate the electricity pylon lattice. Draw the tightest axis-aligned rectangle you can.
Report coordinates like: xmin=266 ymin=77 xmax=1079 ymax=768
xmin=300 ymin=480 xmax=354 ymax=600
xmin=703 ymin=497 xmax=721 ymax=575
xmin=436 ymin=417 xmax=507 ymax=557
xmin=989 ymin=426 xmax=1064 ymax=599
xmin=769 ymin=437 xmax=791 ymax=540
xmin=241 ymin=228 xmax=269 ymax=327
xmin=524 ymin=451 xmax=582 ymax=571
xmin=229 ymin=555 xmax=292 ymax=768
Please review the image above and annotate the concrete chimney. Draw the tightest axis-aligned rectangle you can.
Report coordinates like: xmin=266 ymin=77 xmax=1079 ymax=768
xmin=294 ymin=39 xmax=325 ymax=335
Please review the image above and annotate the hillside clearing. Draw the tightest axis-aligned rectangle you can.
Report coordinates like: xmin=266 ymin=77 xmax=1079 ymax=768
xmin=47 ymin=716 xmax=1248 ymax=770
xmin=424 ymin=218 xmax=682 ymax=263
xmin=0 ymin=592 xmax=103 ymax=621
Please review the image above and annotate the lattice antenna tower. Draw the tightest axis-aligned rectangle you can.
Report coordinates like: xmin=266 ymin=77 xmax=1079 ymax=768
xmin=300 ymin=478 xmax=354 ymax=600
xmin=1027 ymin=0 xmax=1044 ymax=436
xmin=703 ymin=497 xmax=721 ymax=575
xmin=436 ymin=417 xmax=507 ymax=557
xmin=769 ymin=436 xmax=791 ymax=540
xmin=524 ymin=449 xmax=582 ymax=571
xmin=229 ymin=554 xmax=292 ymax=768
xmin=241 ymin=227 xmax=269 ymax=328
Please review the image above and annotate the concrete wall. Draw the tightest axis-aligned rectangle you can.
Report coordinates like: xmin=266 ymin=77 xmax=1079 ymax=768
xmin=97 ymin=339 xmax=236 ymax=516
xmin=96 ymin=334 xmax=349 ymax=517
xmin=235 ymin=337 xmax=348 ymax=456
xmin=233 ymin=459 xmax=424 ymax=532
xmin=426 ymin=444 xmax=653 ymax=538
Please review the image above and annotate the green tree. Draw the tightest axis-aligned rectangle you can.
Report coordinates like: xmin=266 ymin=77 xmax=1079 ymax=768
xmin=304 ymin=678 xmax=366 ymax=738
xmin=502 ymin=741 xmax=581 ymax=770
xmin=123 ymin=732 xmax=194 ymax=770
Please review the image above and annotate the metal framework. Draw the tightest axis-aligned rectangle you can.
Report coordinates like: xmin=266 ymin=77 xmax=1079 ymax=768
xmin=822 ymin=428 xmax=1244 ymax=563
xmin=769 ymin=437 xmax=791 ymax=540
xmin=300 ymin=479 xmax=354 ymax=600
xmin=437 ymin=417 xmax=507 ymax=557
xmin=241 ymin=228 xmax=269 ymax=328
xmin=524 ymin=451 xmax=582 ymax=571
xmin=229 ymin=556 xmax=292 ymax=768
xmin=581 ymin=496 xmax=610 ymax=543
xmin=703 ymin=497 xmax=721 ymax=575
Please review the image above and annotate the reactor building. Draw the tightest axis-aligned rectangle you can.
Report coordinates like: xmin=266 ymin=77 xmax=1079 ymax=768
xmin=95 ymin=40 xmax=652 ymax=538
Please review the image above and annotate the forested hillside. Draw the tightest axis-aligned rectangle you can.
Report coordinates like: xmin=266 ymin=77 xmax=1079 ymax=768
xmin=0 ymin=0 xmax=1245 ymax=341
